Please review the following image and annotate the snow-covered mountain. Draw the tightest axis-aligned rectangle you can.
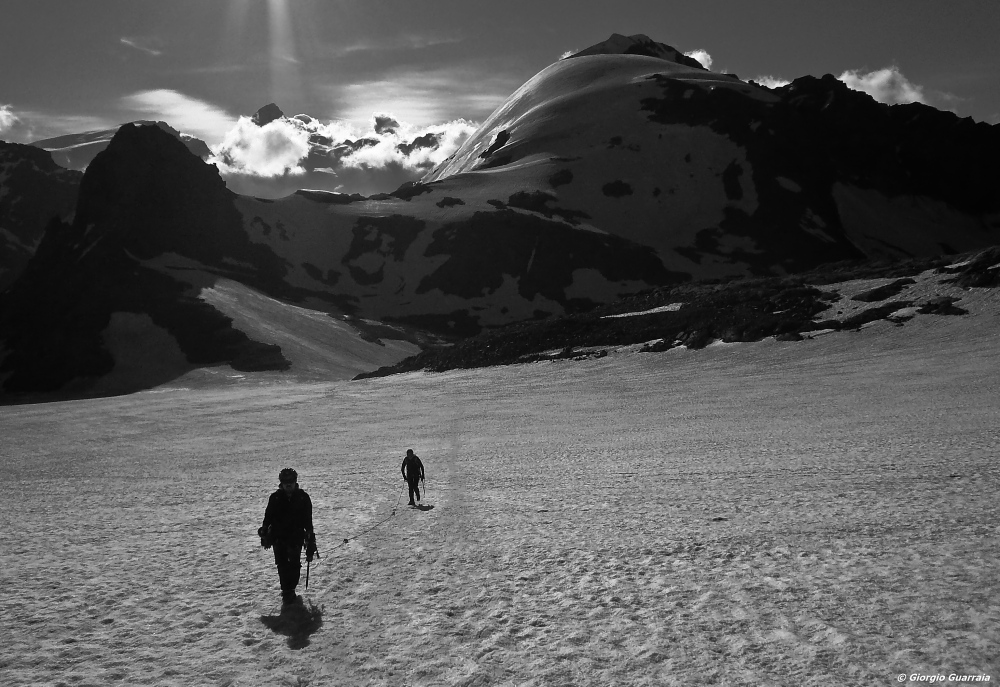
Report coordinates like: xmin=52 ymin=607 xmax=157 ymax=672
xmin=2 ymin=33 xmax=999 ymax=400
xmin=423 ymin=33 xmax=1000 ymax=271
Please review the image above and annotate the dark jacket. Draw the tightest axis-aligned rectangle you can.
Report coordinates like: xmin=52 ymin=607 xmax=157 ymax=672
xmin=401 ymin=454 xmax=424 ymax=481
xmin=261 ymin=488 xmax=314 ymax=544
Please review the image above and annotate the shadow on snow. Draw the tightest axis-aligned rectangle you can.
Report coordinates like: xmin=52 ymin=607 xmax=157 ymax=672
xmin=259 ymin=598 xmax=324 ymax=650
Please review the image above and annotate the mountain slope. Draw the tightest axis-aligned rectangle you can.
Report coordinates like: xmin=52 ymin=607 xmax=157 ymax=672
xmin=0 ymin=141 xmax=81 ymax=291
xmin=424 ymin=36 xmax=1000 ymax=275
xmin=0 ymin=124 xmax=420 ymax=401
xmin=233 ymin=184 xmax=680 ymax=336
xmin=358 ymin=248 xmax=1000 ymax=377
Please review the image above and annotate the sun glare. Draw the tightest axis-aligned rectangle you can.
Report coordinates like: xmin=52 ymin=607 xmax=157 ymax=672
xmin=222 ymin=0 xmax=306 ymax=110
xmin=266 ymin=0 xmax=303 ymax=108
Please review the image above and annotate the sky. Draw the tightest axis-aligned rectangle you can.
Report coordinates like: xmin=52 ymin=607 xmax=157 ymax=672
xmin=1 ymin=0 xmax=998 ymax=194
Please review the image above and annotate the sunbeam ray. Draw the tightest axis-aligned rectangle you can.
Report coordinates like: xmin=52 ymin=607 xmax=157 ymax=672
xmin=267 ymin=0 xmax=303 ymax=110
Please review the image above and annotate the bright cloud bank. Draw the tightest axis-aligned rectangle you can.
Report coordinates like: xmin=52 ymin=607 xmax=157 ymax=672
xmin=208 ymin=109 xmax=477 ymax=197
xmin=838 ymin=66 xmax=926 ymax=105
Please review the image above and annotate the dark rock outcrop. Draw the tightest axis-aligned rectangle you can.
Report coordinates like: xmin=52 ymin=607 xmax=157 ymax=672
xmin=251 ymin=103 xmax=285 ymax=127
xmin=565 ymin=33 xmax=706 ymax=70
xmin=939 ymin=246 xmax=1000 ymax=287
xmin=0 ymin=124 xmax=292 ymax=399
xmin=639 ymin=72 xmax=1000 ymax=266
xmin=357 ymin=250 xmax=983 ymax=378
xmin=374 ymin=115 xmax=400 ymax=135
xmin=397 ymin=132 xmax=439 ymax=156
xmin=851 ymin=278 xmax=917 ymax=302
xmin=0 ymin=141 xmax=82 ymax=291
xmin=416 ymin=209 xmax=678 ymax=309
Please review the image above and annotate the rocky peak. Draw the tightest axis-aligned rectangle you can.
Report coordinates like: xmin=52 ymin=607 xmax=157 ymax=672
xmin=144 ymin=120 xmax=212 ymax=159
xmin=0 ymin=123 xmax=291 ymax=398
xmin=73 ymin=122 xmax=233 ymax=259
xmin=565 ymin=33 xmax=706 ymax=70
xmin=0 ymin=139 xmax=70 ymax=174
xmin=251 ymin=103 xmax=284 ymax=126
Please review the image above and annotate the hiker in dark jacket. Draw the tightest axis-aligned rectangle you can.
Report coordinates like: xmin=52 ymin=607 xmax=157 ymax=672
xmin=258 ymin=468 xmax=316 ymax=603
xmin=400 ymin=449 xmax=425 ymax=505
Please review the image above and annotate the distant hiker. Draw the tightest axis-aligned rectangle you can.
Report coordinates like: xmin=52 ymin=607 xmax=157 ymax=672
xmin=258 ymin=468 xmax=317 ymax=603
xmin=400 ymin=449 xmax=425 ymax=506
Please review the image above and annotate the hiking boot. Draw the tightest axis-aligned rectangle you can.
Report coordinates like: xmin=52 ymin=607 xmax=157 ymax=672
xmin=408 ymin=501 xmax=415 ymax=505
xmin=282 ymin=590 xmax=297 ymax=603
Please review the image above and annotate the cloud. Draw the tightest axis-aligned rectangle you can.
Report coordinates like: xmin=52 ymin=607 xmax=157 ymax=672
xmin=684 ymin=49 xmax=713 ymax=71
xmin=120 ymin=37 xmax=163 ymax=57
xmin=0 ymin=105 xmax=117 ymax=144
xmin=323 ymin=34 xmax=465 ymax=59
xmin=211 ymin=62 xmax=509 ymax=196
xmin=210 ymin=117 xmax=313 ymax=177
xmin=121 ymin=89 xmax=236 ymax=143
xmin=327 ymin=65 xmax=513 ymax=128
xmin=838 ymin=66 xmax=926 ymax=105
xmin=186 ymin=63 xmax=255 ymax=75
xmin=752 ymin=75 xmax=792 ymax=89
xmin=207 ymin=110 xmax=478 ymax=197
xmin=339 ymin=115 xmax=477 ymax=172
xmin=0 ymin=104 xmax=20 ymax=134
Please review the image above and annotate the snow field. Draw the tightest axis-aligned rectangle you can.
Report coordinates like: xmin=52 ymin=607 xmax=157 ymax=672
xmin=2 ymin=302 xmax=999 ymax=686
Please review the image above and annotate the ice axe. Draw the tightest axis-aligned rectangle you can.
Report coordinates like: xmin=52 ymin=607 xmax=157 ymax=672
xmin=305 ymin=541 xmax=320 ymax=589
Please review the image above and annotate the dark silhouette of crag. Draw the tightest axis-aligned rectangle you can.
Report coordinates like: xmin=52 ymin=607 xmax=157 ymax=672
xmin=0 ymin=141 xmax=81 ymax=291
xmin=0 ymin=124 xmax=293 ymax=398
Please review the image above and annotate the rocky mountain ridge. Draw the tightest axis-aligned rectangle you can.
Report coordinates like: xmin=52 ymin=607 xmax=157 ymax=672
xmin=358 ymin=247 xmax=1000 ymax=378
xmin=30 ymin=120 xmax=212 ymax=171
xmin=0 ymin=140 xmax=81 ymax=291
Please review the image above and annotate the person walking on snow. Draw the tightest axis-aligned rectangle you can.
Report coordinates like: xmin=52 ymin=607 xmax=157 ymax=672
xmin=258 ymin=468 xmax=317 ymax=603
xmin=401 ymin=449 xmax=425 ymax=506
